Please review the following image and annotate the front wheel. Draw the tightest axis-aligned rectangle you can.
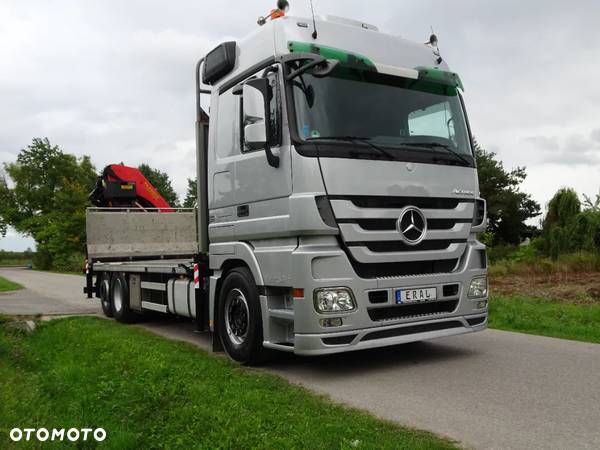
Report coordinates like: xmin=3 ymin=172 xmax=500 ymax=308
xmin=217 ymin=267 xmax=268 ymax=365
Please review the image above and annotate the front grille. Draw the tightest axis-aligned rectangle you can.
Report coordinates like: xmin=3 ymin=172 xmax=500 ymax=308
xmin=349 ymin=259 xmax=459 ymax=278
xmin=338 ymin=218 xmax=471 ymax=231
xmin=331 ymin=195 xmax=470 ymax=210
xmin=368 ymin=300 xmax=459 ymax=322
xmin=330 ymin=195 xmax=473 ymax=278
xmin=361 ymin=320 xmax=463 ymax=341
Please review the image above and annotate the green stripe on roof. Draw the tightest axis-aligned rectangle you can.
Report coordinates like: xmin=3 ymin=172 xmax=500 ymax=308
xmin=288 ymin=41 xmax=376 ymax=70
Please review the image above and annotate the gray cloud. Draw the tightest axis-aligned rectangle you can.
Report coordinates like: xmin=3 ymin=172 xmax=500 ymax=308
xmin=523 ymin=136 xmax=560 ymax=151
xmin=523 ymin=132 xmax=600 ymax=166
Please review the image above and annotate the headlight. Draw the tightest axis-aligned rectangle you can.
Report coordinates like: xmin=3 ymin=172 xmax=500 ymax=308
xmin=468 ymin=276 xmax=488 ymax=298
xmin=314 ymin=288 xmax=356 ymax=313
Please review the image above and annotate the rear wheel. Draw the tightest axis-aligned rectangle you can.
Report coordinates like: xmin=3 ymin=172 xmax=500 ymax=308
xmin=99 ymin=273 xmax=113 ymax=318
xmin=111 ymin=273 xmax=136 ymax=323
xmin=217 ymin=267 xmax=267 ymax=365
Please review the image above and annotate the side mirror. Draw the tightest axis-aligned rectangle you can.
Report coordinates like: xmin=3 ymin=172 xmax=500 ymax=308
xmin=243 ymin=78 xmax=280 ymax=168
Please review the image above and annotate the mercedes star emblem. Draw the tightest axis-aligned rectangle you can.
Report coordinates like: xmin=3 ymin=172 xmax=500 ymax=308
xmin=396 ymin=206 xmax=427 ymax=245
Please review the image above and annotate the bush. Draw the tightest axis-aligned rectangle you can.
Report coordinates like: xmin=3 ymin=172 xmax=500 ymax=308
xmin=32 ymin=250 xmax=53 ymax=270
xmin=487 ymin=245 xmax=518 ymax=263
xmin=51 ymin=252 xmax=85 ymax=273
xmin=511 ymin=243 xmax=540 ymax=262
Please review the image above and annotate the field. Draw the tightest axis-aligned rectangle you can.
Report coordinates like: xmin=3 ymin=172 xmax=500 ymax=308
xmin=0 ymin=316 xmax=456 ymax=450
xmin=489 ymin=271 xmax=600 ymax=343
xmin=0 ymin=251 xmax=32 ymax=268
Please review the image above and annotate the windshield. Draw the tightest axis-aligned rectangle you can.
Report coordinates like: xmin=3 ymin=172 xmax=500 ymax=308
xmin=291 ymin=68 xmax=473 ymax=164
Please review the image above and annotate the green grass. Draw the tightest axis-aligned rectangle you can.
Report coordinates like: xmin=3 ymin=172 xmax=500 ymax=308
xmin=0 ymin=276 xmax=22 ymax=292
xmin=0 ymin=317 xmax=456 ymax=450
xmin=489 ymin=295 xmax=600 ymax=343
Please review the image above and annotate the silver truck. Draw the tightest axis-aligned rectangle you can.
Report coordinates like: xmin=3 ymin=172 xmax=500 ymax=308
xmin=85 ymin=13 xmax=489 ymax=364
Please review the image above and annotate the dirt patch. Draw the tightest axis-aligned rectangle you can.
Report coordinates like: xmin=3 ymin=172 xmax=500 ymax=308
xmin=491 ymin=272 xmax=600 ymax=303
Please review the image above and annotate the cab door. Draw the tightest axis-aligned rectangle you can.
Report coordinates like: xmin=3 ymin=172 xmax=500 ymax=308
xmin=232 ymin=64 xmax=292 ymax=237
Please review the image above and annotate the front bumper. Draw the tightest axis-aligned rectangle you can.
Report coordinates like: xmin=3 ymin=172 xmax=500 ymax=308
xmin=282 ymin=236 xmax=488 ymax=354
xmin=294 ymin=313 xmax=487 ymax=355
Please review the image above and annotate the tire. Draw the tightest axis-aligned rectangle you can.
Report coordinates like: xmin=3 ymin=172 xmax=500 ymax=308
xmin=111 ymin=273 xmax=136 ymax=324
xmin=99 ymin=273 xmax=114 ymax=318
xmin=217 ymin=267 xmax=268 ymax=365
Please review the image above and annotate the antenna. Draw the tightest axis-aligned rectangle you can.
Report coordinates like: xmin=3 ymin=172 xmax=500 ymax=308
xmin=309 ymin=0 xmax=318 ymax=39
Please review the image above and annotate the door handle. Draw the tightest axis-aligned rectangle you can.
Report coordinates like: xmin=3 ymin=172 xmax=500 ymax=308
xmin=237 ymin=205 xmax=249 ymax=217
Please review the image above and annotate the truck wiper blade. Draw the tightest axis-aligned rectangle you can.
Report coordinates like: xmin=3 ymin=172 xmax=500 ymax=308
xmin=307 ymin=136 xmax=397 ymax=160
xmin=406 ymin=142 xmax=472 ymax=166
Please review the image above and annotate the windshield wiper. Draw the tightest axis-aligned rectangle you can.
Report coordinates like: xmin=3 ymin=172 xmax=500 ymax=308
xmin=404 ymin=142 xmax=472 ymax=166
xmin=307 ymin=136 xmax=397 ymax=161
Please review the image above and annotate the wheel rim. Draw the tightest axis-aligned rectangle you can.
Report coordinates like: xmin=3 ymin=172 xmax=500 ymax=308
xmin=113 ymin=279 xmax=123 ymax=313
xmin=224 ymin=288 xmax=250 ymax=346
xmin=101 ymin=278 xmax=110 ymax=308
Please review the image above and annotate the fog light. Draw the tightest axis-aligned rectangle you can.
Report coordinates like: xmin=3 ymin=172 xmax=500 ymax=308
xmin=468 ymin=276 xmax=488 ymax=298
xmin=314 ymin=287 xmax=356 ymax=313
xmin=320 ymin=318 xmax=343 ymax=327
xmin=477 ymin=300 xmax=488 ymax=309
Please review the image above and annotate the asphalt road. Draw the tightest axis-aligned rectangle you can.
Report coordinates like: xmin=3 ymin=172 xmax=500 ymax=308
xmin=1 ymin=267 xmax=599 ymax=450
xmin=0 ymin=267 xmax=99 ymax=316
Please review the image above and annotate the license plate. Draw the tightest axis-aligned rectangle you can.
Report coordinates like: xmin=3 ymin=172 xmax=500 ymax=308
xmin=395 ymin=287 xmax=437 ymax=304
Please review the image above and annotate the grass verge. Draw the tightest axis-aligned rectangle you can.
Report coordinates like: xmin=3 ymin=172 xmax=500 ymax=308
xmin=0 ymin=276 xmax=23 ymax=292
xmin=0 ymin=317 xmax=456 ymax=449
xmin=489 ymin=295 xmax=600 ymax=343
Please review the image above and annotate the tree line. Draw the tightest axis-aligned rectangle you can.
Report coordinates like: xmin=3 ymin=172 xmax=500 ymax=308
xmin=0 ymin=137 xmax=597 ymax=271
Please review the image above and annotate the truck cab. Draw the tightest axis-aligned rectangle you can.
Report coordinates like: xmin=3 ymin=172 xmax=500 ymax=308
xmin=87 ymin=13 xmax=488 ymax=364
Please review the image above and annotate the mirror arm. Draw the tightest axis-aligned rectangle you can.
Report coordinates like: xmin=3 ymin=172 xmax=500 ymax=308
xmin=262 ymin=84 xmax=279 ymax=168
xmin=258 ymin=80 xmax=280 ymax=168
xmin=242 ymin=78 xmax=280 ymax=168
xmin=282 ymin=53 xmax=328 ymax=80
xmin=286 ymin=57 xmax=327 ymax=81
xmin=264 ymin=142 xmax=280 ymax=168
xmin=311 ymin=59 xmax=340 ymax=78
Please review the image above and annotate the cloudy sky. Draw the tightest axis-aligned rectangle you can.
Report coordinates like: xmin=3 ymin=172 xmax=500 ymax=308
xmin=1 ymin=0 xmax=599 ymax=250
